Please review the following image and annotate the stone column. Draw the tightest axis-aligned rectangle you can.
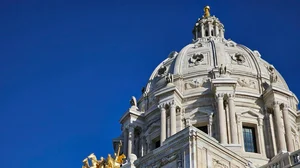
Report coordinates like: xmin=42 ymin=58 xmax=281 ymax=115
xmin=215 ymin=23 xmax=219 ymax=37
xmin=195 ymin=26 xmax=198 ymax=39
xmin=127 ymin=125 xmax=135 ymax=156
xmin=269 ymin=113 xmax=277 ymax=155
xmin=237 ymin=114 xmax=242 ymax=144
xmin=220 ymin=28 xmax=224 ymax=38
xmin=208 ymin=22 xmax=212 ymax=36
xmin=208 ymin=114 xmax=213 ymax=136
xmin=140 ymin=135 xmax=144 ymax=157
xmin=146 ymin=136 xmax=151 ymax=153
xmin=200 ymin=23 xmax=204 ymax=37
xmin=258 ymin=118 xmax=266 ymax=155
xmin=273 ymin=102 xmax=287 ymax=151
xmin=228 ymin=95 xmax=238 ymax=144
xmin=170 ymin=102 xmax=177 ymax=136
xmin=282 ymin=104 xmax=293 ymax=152
xmin=123 ymin=129 xmax=128 ymax=156
xmin=160 ymin=104 xmax=166 ymax=145
xmin=177 ymin=108 xmax=183 ymax=132
xmin=217 ymin=94 xmax=227 ymax=144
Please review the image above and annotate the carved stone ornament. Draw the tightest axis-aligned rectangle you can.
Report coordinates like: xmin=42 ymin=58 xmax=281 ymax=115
xmin=189 ymin=53 xmax=204 ymax=66
xmin=268 ymin=65 xmax=278 ymax=84
xmin=231 ymin=53 xmax=245 ymax=65
xmin=224 ymin=39 xmax=236 ymax=47
xmin=184 ymin=78 xmax=210 ymax=90
xmin=193 ymin=42 xmax=203 ymax=48
xmin=212 ymin=159 xmax=229 ymax=168
xmin=165 ymin=73 xmax=174 ymax=84
xmin=237 ymin=78 xmax=257 ymax=89
xmin=130 ymin=96 xmax=137 ymax=107
xmin=168 ymin=51 xmax=178 ymax=58
xmin=253 ymin=50 xmax=261 ymax=57
xmin=219 ymin=64 xmax=227 ymax=76
xmin=157 ymin=65 xmax=167 ymax=77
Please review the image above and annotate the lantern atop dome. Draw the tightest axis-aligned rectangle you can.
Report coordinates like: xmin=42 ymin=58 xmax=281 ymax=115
xmin=192 ymin=6 xmax=225 ymax=39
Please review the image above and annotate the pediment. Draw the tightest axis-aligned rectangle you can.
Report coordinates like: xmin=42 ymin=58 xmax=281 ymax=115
xmin=240 ymin=110 xmax=263 ymax=119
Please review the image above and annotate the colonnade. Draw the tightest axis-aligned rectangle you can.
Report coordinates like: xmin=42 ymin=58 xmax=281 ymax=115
xmin=122 ymin=97 xmax=294 ymax=159
xmin=194 ymin=21 xmax=224 ymax=39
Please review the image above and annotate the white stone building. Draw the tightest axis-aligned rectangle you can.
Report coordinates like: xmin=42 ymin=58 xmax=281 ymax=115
xmin=114 ymin=6 xmax=300 ymax=168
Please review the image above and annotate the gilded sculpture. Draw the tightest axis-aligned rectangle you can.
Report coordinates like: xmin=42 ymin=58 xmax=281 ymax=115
xmin=82 ymin=141 xmax=126 ymax=168
xmin=204 ymin=6 xmax=210 ymax=17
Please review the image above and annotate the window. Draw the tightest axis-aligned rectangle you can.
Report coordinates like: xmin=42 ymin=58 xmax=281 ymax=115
xmin=155 ymin=140 xmax=160 ymax=148
xmin=205 ymin=30 xmax=209 ymax=36
xmin=211 ymin=30 xmax=214 ymax=36
xmin=197 ymin=126 xmax=208 ymax=134
xmin=243 ymin=126 xmax=257 ymax=153
xmin=152 ymin=138 xmax=160 ymax=150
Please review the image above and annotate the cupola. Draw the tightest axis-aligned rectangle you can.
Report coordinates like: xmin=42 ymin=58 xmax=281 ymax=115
xmin=192 ymin=6 xmax=225 ymax=39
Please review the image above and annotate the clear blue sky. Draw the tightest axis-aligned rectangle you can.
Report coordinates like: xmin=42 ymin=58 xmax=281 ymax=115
xmin=0 ymin=0 xmax=299 ymax=168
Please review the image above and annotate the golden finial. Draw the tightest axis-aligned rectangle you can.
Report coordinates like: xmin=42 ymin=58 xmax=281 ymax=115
xmin=204 ymin=6 xmax=210 ymax=17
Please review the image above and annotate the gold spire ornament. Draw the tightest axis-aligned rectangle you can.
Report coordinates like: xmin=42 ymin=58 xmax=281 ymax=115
xmin=204 ymin=6 xmax=210 ymax=17
xmin=82 ymin=141 xmax=126 ymax=168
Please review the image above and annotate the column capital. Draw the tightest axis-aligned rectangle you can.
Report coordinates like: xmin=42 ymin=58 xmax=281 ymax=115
xmin=282 ymin=103 xmax=289 ymax=110
xmin=168 ymin=100 xmax=176 ymax=108
xmin=216 ymin=93 xmax=225 ymax=99
xmin=158 ymin=103 xmax=166 ymax=110
xmin=273 ymin=101 xmax=281 ymax=106
xmin=228 ymin=93 xmax=235 ymax=99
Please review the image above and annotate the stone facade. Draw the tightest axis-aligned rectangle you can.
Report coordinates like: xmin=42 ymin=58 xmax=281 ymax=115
xmin=115 ymin=6 xmax=300 ymax=168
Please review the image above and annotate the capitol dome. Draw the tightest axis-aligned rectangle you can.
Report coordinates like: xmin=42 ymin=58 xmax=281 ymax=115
xmin=145 ymin=9 xmax=290 ymax=97
xmin=116 ymin=6 xmax=300 ymax=168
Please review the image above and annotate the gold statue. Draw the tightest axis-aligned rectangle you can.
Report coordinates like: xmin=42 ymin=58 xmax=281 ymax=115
xmin=82 ymin=140 xmax=126 ymax=168
xmin=204 ymin=6 xmax=210 ymax=17
xmin=82 ymin=158 xmax=90 ymax=168
xmin=88 ymin=153 xmax=98 ymax=168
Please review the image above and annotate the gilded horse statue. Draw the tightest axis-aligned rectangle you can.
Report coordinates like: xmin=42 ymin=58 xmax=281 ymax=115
xmin=82 ymin=140 xmax=125 ymax=168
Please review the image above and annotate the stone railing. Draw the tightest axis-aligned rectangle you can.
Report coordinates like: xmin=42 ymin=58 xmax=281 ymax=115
xmin=260 ymin=149 xmax=300 ymax=168
xmin=289 ymin=150 xmax=300 ymax=167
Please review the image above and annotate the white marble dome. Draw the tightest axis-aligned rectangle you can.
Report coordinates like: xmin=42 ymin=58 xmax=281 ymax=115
xmin=144 ymin=15 xmax=290 ymax=98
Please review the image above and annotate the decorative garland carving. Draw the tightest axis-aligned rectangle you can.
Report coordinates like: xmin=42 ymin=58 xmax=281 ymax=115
xmin=184 ymin=78 xmax=211 ymax=90
xmin=189 ymin=53 xmax=205 ymax=67
xmin=231 ymin=53 xmax=246 ymax=65
xmin=237 ymin=78 xmax=257 ymax=89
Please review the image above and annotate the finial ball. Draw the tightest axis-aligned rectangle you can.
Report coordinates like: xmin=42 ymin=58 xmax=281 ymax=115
xmin=204 ymin=6 xmax=210 ymax=10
